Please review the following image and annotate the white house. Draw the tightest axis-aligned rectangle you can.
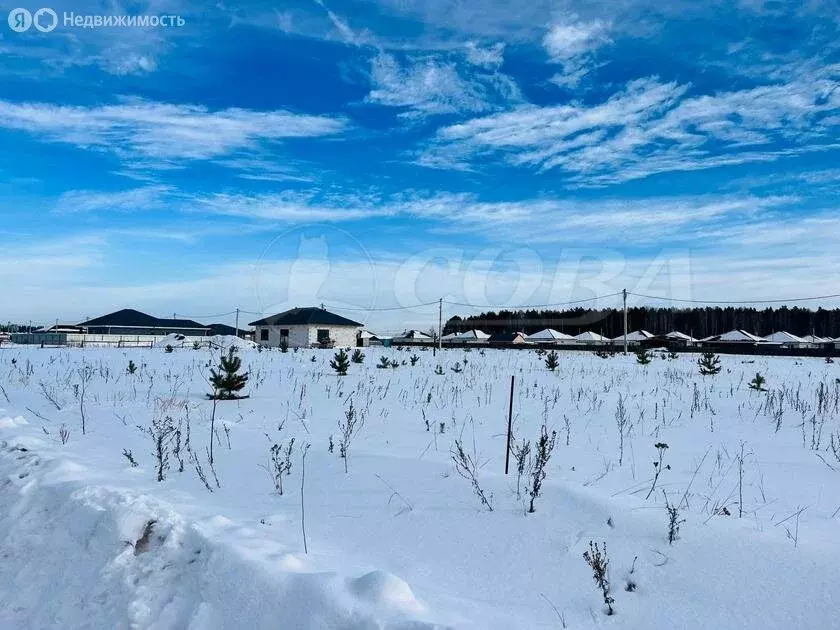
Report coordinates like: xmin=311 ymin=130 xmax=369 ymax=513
xmin=454 ymin=329 xmax=490 ymax=343
xmin=612 ymin=330 xmax=654 ymax=343
xmin=392 ymin=330 xmax=432 ymax=343
xmin=249 ymin=307 xmax=363 ymax=349
xmin=526 ymin=328 xmax=575 ymax=343
xmin=802 ymin=334 xmax=831 ymax=344
xmin=762 ymin=331 xmax=808 ymax=347
xmin=665 ymin=331 xmax=697 ymax=342
xmin=574 ymin=331 xmax=609 ymax=343
xmin=701 ymin=330 xmax=765 ymax=344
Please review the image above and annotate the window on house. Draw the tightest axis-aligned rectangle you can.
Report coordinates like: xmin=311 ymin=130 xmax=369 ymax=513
xmin=280 ymin=329 xmax=289 ymax=337
xmin=260 ymin=329 xmax=269 ymax=341
xmin=317 ymin=329 xmax=330 ymax=342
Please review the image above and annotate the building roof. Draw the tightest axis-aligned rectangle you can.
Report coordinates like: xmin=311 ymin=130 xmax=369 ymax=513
xmin=526 ymin=328 xmax=575 ymax=340
xmin=762 ymin=331 xmax=806 ymax=344
xmin=612 ymin=330 xmax=654 ymax=341
xmin=393 ymin=329 xmax=432 ymax=340
xmin=665 ymin=331 xmax=697 ymax=341
xmin=457 ymin=329 xmax=490 ymax=340
xmin=574 ymin=331 xmax=609 ymax=341
xmin=701 ymin=329 xmax=764 ymax=343
xmin=79 ymin=309 xmax=207 ymax=330
xmin=248 ymin=307 xmax=363 ymax=328
xmin=802 ymin=334 xmax=831 ymax=343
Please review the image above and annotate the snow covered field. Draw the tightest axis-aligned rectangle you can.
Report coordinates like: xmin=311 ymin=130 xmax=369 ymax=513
xmin=1 ymin=343 xmax=839 ymax=629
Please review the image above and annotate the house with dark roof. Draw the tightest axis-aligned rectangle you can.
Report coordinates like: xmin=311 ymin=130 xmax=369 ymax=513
xmin=249 ymin=307 xmax=364 ymax=348
xmin=78 ymin=309 xmax=210 ymax=336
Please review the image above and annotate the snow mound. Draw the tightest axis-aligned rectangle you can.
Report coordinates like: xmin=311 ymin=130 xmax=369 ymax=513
xmin=0 ymin=414 xmax=27 ymax=429
xmin=349 ymin=570 xmax=424 ymax=615
xmin=152 ymin=334 xmax=257 ymax=351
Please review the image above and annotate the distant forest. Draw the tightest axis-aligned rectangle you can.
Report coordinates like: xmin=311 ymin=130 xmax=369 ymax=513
xmin=444 ymin=306 xmax=840 ymax=340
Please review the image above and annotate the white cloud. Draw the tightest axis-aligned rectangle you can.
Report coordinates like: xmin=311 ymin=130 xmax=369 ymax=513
xmin=54 ymin=186 xmax=171 ymax=214
xmin=543 ymin=18 xmax=611 ymax=87
xmin=0 ymin=99 xmax=347 ymax=166
xmin=465 ymin=42 xmax=506 ymax=68
xmin=424 ymin=73 xmax=840 ymax=183
xmin=366 ymin=53 xmax=496 ymax=117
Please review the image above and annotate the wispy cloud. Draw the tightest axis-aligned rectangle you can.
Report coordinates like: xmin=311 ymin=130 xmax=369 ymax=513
xmin=54 ymin=186 xmax=171 ymax=214
xmin=365 ymin=53 xmax=520 ymax=118
xmin=543 ymin=17 xmax=611 ymax=87
xmin=0 ymin=99 xmax=347 ymax=167
xmin=422 ymin=72 xmax=840 ymax=183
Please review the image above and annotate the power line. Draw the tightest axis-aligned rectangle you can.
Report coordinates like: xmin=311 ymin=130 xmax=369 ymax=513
xmin=628 ymin=291 xmax=840 ymax=305
xmin=174 ymin=310 xmax=238 ymax=319
xmin=443 ymin=292 xmax=623 ymax=310
xmin=325 ymin=301 xmax=440 ymax=312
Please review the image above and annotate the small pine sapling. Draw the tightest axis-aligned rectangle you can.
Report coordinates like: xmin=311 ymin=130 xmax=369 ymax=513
xmin=209 ymin=347 xmax=249 ymax=399
xmin=410 ymin=354 xmax=420 ymax=366
xmin=192 ymin=341 xmax=201 ymax=350
xmin=351 ymin=349 xmax=365 ymax=364
xmin=583 ymin=541 xmax=615 ymax=615
xmin=127 ymin=360 xmax=138 ymax=375
xmin=330 ymin=348 xmax=350 ymax=376
xmin=434 ymin=365 xmax=444 ymax=375
xmin=377 ymin=356 xmax=390 ymax=369
xmin=635 ymin=349 xmax=652 ymax=365
xmin=451 ymin=362 xmax=463 ymax=373
xmin=279 ymin=336 xmax=289 ymax=353
xmin=165 ymin=345 xmax=174 ymax=353
xmin=698 ymin=352 xmax=722 ymax=375
xmin=545 ymin=350 xmax=559 ymax=371
xmin=748 ymin=372 xmax=767 ymax=391
xmin=528 ymin=424 xmax=557 ymax=513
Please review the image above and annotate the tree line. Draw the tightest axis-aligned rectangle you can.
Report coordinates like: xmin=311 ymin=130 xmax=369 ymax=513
xmin=444 ymin=306 xmax=840 ymax=340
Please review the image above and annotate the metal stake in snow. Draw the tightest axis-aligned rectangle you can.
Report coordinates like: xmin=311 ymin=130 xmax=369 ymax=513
xmin=622 ymin=289 xmax=628 ymax=356
xmin=504 ymin=375 xmax=514 ymax=475
xmin=235 ymin=308 xmax=240 ymax=338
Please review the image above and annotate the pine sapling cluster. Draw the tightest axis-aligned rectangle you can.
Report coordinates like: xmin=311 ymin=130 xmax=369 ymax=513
xmin=528 ymin=424 xmax=557 ymax=513
xmin=583 ymin=541 xmax=615 ymax=615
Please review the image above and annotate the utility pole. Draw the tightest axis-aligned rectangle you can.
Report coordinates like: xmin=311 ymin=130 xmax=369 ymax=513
xmin=622 ymin=288 xmax=628 ymax=355
xmin=235 ymin=308 xmax=240 ymax=338
xmin=438 ymin=297 xmax=443 ymax=353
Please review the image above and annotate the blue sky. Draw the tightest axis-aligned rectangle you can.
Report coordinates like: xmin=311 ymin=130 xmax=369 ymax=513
xmin=1 ymin=0 xmax=840 ymax=332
